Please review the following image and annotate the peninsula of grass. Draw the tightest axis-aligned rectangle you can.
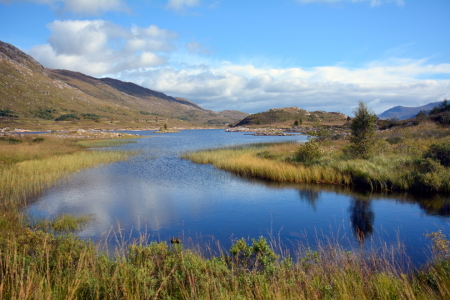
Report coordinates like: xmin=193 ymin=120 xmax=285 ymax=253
xmin=183 ymin=120 xmax=450 ymax=193
xmin=0 ymin=135 xmax=135 ymax=206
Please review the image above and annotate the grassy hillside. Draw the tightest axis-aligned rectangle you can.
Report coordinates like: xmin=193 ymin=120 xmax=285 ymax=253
xmin=0 ymin=41 xmax=248 ymax=130
xmin=233 ymin=107 xmax=348 ymax=127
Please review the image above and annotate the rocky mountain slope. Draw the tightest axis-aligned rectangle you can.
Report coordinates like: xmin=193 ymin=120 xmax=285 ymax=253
xmin=377 ymin=102 xmax=441 ymax=120
xmin=0 ymin=40 xmax=248 ymax=129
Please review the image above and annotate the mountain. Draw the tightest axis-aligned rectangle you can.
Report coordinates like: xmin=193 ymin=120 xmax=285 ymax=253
xmin=0 ymin=40 xmax=248 ymax=129
xmin=232 ymin=107 xmax=348 ymax=127
xmin=377 ymin=102 xmax=441 ymax=120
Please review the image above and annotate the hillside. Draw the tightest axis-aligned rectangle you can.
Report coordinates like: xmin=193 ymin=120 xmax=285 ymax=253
xmin=233 ymin=107 xmax=348 ymax=127
xmin=377 ymin=102 xmax=441 ymax=120
xmin=0 ymin=40 xmax=248 ymax=130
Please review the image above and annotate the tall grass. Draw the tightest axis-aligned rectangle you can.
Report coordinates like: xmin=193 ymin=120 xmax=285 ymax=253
xmin=0 ymin=229 xmax=449 ymax=299
xmin=0 ymin=136 xmax=134 ymax=205
xmin=0 ymin=149 xmax=131 ymax=205
xmin=183 ymin=122 xmax=450 ymax=192
xmin=183 ymin=147 xmax=352 ymax=185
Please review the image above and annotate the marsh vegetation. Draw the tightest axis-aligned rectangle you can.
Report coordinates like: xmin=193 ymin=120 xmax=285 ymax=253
xmin=184 ymin=120 xmax=450 ymax=193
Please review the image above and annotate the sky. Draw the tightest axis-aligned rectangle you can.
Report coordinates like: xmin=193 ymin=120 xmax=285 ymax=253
xmin=0 ymin=0 xmax=449 ymax=116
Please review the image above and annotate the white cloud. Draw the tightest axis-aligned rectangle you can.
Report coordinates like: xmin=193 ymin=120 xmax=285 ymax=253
xmin=166 ymin=0 xmax=200 ymax=11
xmin=118 ymin=59 xmax=450 ymax=115
xmin=30 ymin=20 xmax=174 ymax=75
xmin=0 ymin=0 xmax=129 ymax=15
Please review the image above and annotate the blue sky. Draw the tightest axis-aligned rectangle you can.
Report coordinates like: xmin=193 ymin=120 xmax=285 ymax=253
xmin=1 ymin=0 xmax=449 ymax=115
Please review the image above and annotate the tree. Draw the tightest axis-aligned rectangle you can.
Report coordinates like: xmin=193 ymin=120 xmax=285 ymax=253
xmin=430 ymin=99 xmax=450 ymax=115
xmin=349 ymin=101 xmax=377 ymax=159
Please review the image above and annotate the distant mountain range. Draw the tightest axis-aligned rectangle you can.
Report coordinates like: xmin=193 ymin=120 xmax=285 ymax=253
xmin=378 ymin=102 xmax=441 ymax=120
xmin=0 ymin=40 xmax=248 ymax=129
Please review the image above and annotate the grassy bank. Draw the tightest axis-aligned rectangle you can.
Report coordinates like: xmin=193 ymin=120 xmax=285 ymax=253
xmin=0 ymin=135 xmax=134 ymax=205
xmin=1 ymin=227 xmax=449 ymax=299
xmin=183 ymin=122 xmax=450 ymax=192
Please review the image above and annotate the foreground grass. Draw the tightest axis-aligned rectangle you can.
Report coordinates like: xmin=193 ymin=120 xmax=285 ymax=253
xmin=183 ymin=122 xmax=450 ymax=192
xmin=0 ymin=228 xmax=449 ymax=299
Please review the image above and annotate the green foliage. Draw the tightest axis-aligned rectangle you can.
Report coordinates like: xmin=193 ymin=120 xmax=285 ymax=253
xmin=295 ymin=140 xmax=323 ymax=163
xmin=164 ymin=122 xmax=168 ymax=130
xmin=293 ymin=120 xmax=299 ymax=126
xmin=349 ymin=101 xmax=377 ymax=159
xmin=139 ymin=110 xmax=151 ymax=115
xmin=411 ymin=158 xmax=447 ymax=192
xmin=0 ymin=109 xmax=18 ymax=117
xmin=37 ymin=214 xmax=91 ymax=233
xmin=229 ymin=237 xmax=277 ymax=272
xmin=416 ymin=110 xmax=428 ymax=121
xmin=311 ymin=125 xmax=333 ymax=142
xmin=0 ymin=136 xmax=22 ymax=144
xmin=55 ymin=113 xmax=79 ymax=121
xmin=32 ymin=137 xmax=45 ymax=143
xmin=81 ymin=113 xmax=100 ymax=121
xmin=29 ymin=107 xmax=55 ymax=120
xmin=423 ymin=143 xmax=450 ymax=167
xmin=430 ymin=99 xmax=450 ymax=115
xmin=425 ymin=230 xmax=450 ymax=260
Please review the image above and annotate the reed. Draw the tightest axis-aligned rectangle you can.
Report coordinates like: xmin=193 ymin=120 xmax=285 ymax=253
xmin=0 ymin=135 xmax=134 ymax=205
xmin=0 ymin=229 xmax=449 ymax=299
xmin=183 ymin=122 xmax=450 ymax=192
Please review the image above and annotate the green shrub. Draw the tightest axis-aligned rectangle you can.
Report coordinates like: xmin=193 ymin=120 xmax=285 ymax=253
xmin=0 ymin=109 xmax=18 ymax=117
xmin=423 ymin=143 xmax=450 ymax=167
xmin=81 ymin=113 xmax=100 ymax=121
xmin=32 ymin=137 xmax=45 ymax=143
xmin=430 ymin=99 xmax=450 ymax=115
xmin=0 ymin=137 xmax=22 ymax=144
xmin=139 ymin=110 xmax=151 ymax=115
xmin=55 ymin=113 xmax=79 ymax=121
xmin=30 ymin=108 xmax=55 ymax=120
xmin=229 ymin=236 xmax=277 ymax=272
xmin=295 ymin=140 xmax=323 ymax=162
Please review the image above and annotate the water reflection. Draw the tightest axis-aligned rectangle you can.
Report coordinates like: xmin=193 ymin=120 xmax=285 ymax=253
xmin=26 ymin=130 xmax=450 ymax=266
xmin=348 ymin=198 xmax=374 ymax=244
xmin=298 ymin=189 xmax=321 ymax=211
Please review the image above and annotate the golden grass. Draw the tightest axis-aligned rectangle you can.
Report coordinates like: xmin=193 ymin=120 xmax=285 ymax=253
xmin=0 ymin=135 xmax=133 ymax=205
xmin=184 ymin=122 xmax=450 ymax=192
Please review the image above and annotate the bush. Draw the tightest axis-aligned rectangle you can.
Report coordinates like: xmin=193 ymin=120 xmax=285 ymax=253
xmin=423 ymin=143 xmax=450 ymax=167
xmin=55 ymin=114 xmax=79 ymax=121
xmin=0 ymin=137 xmax=22 ymax=144
xmin=81 ymin=113 xmax=100 ymax=122
xmin=0 ymin=109 xmax=18 ymax=117
xmin=430 ymin=99 xmax=450 ymax=115
xmin=295 ymin=140 xmax=323 ymax=162
xmin=30 ymin=108 xmax=55 ymax=120
xmin=32 ymin=137 xmax=45 ymax=143
xmin=229 ymin=237 xmax=277 ymax=272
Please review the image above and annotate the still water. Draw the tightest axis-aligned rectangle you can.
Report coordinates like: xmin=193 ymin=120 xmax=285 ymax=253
xmin=27 ymin=129 xmax=449 ymax=265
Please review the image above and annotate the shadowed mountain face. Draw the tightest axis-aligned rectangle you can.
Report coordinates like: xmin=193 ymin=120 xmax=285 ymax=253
xmin=0 ymin=40 xmax=248 ymax=127
xmin=378 ymin=102 xmax=441 ymax=120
